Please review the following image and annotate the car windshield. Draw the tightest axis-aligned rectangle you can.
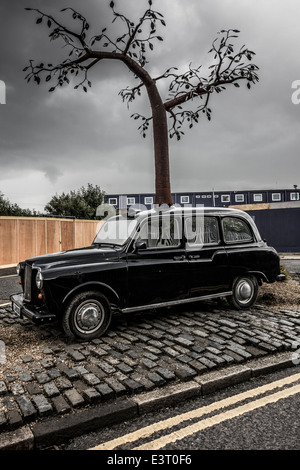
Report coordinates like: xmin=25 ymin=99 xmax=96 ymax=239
xmin=93 ymin=217 xmax=138 ymax=246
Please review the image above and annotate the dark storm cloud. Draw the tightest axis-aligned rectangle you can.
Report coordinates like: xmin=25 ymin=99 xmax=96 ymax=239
xmin=0 ymin=0 xmax=300 ymax=209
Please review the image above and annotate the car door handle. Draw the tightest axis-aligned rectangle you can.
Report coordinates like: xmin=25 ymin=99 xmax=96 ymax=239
xmin=188 ymin=255 xmax=200 ymax=260
xmin=173 ymin=255 xmax=186 ymax=261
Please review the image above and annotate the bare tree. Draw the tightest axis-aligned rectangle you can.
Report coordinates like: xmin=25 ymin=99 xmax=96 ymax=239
xmin=24 ymin=0 xmax=259 ymax=206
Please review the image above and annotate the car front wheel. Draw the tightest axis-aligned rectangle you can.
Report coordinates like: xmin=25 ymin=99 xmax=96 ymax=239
xmin=230 ymin=275 xmax=258 ymax=309
xmin=62 ymin=290 xmax=112 ymax=340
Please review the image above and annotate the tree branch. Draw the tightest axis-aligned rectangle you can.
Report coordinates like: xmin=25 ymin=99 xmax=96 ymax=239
xmin=24 ymin=5 xmax=259 ymax=143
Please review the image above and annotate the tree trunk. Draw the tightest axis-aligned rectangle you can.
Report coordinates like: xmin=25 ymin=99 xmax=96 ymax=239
xmin=147 ymin=82 xmax=174 ymax=206
xmin=120 ymin=55 xmax=173 ymax=206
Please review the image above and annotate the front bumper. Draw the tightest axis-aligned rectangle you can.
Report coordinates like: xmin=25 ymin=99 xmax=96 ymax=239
xmin=10 ymin=293 xmax=57 ymax=325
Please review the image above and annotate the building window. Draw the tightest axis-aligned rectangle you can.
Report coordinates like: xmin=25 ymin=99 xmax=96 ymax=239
xmin=181 ymin=196 xmax=189 ymax=204
xmin=235 ymin=194 xmax=245 ymax=203
xmin=272 ymin=193 xmax=281 ymax=201
xmin=108 ymin=198 xmax=118 ymax=205
xmin=127 ymin=197 xmax=135 ymax=205
xmin=290 ymin=192 xmax=300 ymax=201
xmin=253 ymin=194 xmax=263 ymax=202
xmin=221 ymin=194 xmax=230 ymax=203
xmin=144 ymin=196 xmax=154 ymax=205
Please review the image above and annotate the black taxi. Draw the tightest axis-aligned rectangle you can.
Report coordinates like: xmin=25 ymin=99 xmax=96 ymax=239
xmin=11 ymin=206 xmax=285 ymax=340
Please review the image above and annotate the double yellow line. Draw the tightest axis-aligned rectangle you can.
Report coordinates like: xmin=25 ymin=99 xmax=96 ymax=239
xmin=90 ymin=372 xmax=300 ymax=451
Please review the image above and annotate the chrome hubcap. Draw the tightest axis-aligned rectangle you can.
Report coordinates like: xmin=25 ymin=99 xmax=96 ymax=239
xmin=74 ymin=301 xmax=104 ymax=334
xmin=235 ymin=279 xmax=253 ymax=304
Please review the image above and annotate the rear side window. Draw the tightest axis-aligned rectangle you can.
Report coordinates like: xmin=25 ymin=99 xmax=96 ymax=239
xmin=222 ymin=217 xmax=253 ymax=243
xmin=185 ymin=216 xmax=220 ymax=249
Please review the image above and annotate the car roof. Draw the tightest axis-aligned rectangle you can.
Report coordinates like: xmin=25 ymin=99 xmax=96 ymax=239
xmin=128 ymin=205 xmax=247 ymax=219
xmin=126 ymin=205 xmax=262 ymax=241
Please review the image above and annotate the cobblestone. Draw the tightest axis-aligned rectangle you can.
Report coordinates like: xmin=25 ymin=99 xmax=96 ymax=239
xmin=0 ymin=302 xmax=300 ymax=432
xmin=32 ymin=395 xmax=52 ymax=416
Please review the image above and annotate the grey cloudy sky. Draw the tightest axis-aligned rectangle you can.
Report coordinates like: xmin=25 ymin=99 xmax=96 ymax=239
xmin=0 ymin=0 xmax=299 ymax=211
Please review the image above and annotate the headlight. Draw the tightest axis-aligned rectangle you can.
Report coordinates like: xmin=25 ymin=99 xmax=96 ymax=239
xmin=16 ymin=263 xmax=21 ymax=275
xmin=36 ymin=271 xmax=43 ymax=289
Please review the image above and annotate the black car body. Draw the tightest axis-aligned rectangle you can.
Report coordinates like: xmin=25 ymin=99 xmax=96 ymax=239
xmin=11 ymin=206 xmax=285 ymax=340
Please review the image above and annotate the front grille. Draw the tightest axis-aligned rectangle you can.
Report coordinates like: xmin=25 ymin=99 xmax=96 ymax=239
xmin=24 ymin=264 xmax=32 ymax=302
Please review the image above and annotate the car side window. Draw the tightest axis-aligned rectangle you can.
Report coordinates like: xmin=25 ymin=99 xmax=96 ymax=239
xmin=135 ymin=216 xmax=181 ymax=248
xmin=185 ymin=216 xmax=220 ymax=249
xmin=222 ymin=217 xmax=253 ymax=243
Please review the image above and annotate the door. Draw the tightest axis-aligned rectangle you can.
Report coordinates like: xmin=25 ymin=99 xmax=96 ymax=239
xmin=185 ymin=215 xmax=229 ymax=297
xmin=222 ymin=215 xmax=264 ymax=281
xmin=126 ymin=214 xmax=189 ymax=308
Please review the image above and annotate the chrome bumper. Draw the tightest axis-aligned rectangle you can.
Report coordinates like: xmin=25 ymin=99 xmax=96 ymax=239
xmin=10 ymin=293 xmax=57 ymax=324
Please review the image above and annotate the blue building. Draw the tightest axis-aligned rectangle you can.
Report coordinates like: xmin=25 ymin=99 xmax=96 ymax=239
xmin=105 ymin=188 xmax=300 ymax=210
xmin=104 ymin=188 xmax=300 ymax=252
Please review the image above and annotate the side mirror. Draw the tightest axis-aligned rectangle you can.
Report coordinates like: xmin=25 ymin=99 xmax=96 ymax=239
xmin=135 ymin=240 xmax=147 ymax=252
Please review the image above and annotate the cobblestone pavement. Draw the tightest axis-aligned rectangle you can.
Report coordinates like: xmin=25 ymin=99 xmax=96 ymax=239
xmin=0 ymin=300 xmax=300 ymax=434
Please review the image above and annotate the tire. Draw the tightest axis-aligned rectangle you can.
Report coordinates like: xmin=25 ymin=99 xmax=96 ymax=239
xmin=62 ymin=290 xmax=112 ymax=340
xmin=230 ymin=275 xmax=258 ymax=310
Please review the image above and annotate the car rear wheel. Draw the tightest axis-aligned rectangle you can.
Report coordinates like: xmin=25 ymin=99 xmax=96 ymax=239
xmin=230 ymin=275 xmax=258 ymax=309
xmin=62 ymin=290 xmax=112 ymax=340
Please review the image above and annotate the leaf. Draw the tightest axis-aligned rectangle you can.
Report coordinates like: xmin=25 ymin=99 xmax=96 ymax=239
xmin=49 ymin=87 xmax=55 ymax=92
xmin=110 ymin=1 xmax=114 ymax=8
xmin=47 ymin=19 xmax=52 ymax=28
xmin=36 ymin=17 xmax=43 ymax=24
xmin=46 ymin=75 xmax=51 ymax=82
xmin=157 ymin=36 xmax=163 ymax=41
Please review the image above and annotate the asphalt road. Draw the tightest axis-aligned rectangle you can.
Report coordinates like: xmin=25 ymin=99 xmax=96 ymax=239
xmin=0 ymin=273 xmax=19 ymax=305
xmin=64 ymin=365 xmax=300 ymax=451
xmin=281 ymin=258 xmax=300 ymax=279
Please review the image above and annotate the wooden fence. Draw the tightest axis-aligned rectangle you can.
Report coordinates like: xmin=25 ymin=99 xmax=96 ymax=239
xmin=0 ymin=217 xmax=104 ymax=266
